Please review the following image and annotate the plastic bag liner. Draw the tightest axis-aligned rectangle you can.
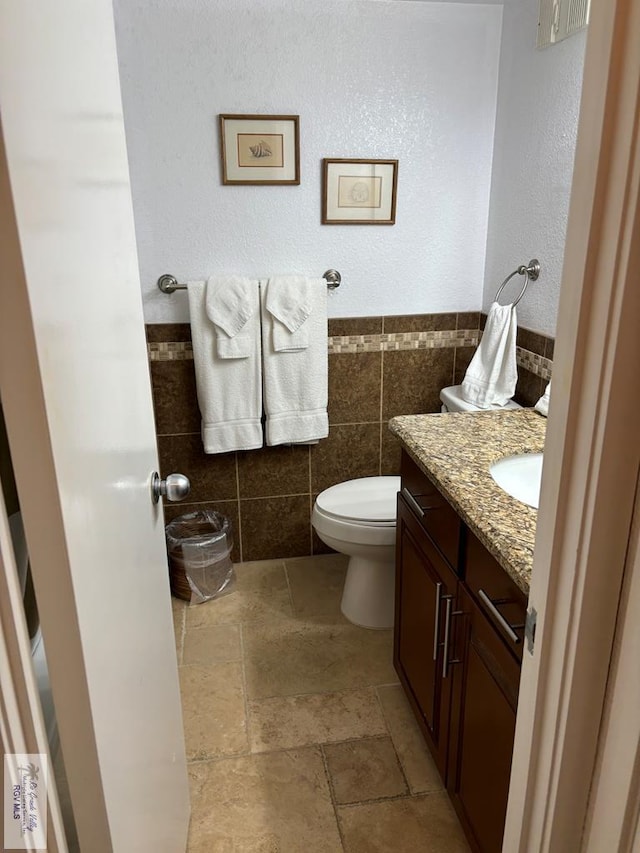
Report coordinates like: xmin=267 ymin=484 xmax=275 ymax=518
xmin=165 ymin=510 xmax=235 ymax=605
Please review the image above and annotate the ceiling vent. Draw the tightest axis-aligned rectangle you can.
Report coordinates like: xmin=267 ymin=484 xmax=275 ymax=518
xmin=537 ymin=0 xmax=590 ymax=49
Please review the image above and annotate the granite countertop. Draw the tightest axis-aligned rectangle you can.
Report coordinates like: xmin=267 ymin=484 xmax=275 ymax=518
xmin=389 ymin=409 xmax=546 ymax=595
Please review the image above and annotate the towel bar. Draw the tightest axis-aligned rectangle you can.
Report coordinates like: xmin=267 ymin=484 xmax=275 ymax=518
xmin=157 ymin=270 xmax=341 ymax=294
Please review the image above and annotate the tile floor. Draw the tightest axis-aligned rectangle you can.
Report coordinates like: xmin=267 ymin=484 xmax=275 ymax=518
xmin=172 ymin=554 xmax=470 ymax=852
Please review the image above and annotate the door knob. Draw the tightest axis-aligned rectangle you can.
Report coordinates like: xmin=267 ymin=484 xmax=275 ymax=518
xmin=151 ymin=472 xmax=191 ymax=504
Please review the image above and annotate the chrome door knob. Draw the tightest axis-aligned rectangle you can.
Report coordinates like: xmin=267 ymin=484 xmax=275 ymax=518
xmin=151 ymin=472 xmax=191 ymax=504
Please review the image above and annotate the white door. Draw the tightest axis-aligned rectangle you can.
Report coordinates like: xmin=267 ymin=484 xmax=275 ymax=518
xmin=0 ymin=3 xmax=190 ymax=852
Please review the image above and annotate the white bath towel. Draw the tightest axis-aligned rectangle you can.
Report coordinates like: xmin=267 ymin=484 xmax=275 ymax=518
xmin=535 ymin=381 xmax=551 ymax=417
xmin=206 ymin=276 xmax=257 ymax=359
xmin=187 ymin=280 xmax=263 ymax=453
xmin=461 ymin=302 xmax=518 ymax=408
xmin=261 ymin=278 xmax=329 ymax=446
xmin=265 ymin=276 xmax=314 ymax=351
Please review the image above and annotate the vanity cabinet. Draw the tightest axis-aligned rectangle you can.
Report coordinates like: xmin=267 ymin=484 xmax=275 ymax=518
xmin=394 ymin=491 xmax=458 ymax=778
xmin=395 ymin=450 xmax=527 ymax=853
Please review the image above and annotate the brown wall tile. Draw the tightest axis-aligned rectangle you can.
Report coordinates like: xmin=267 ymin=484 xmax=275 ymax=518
xmin=517 ymin=327 xmax=547 ymax=357
xmin=328 ymin=318 xmax=383 ymax=336
xmin=383 ymin=314 xmax=457 ymax=333
xmin=158 ymin=433 xmax=237 ymax=502
xmin=151 ymin=360 xmax=200 ymax=435
xmin=163 ymin=500 xmax=241 ymax=563
xmin=456 ymin=312 xmax=480 ymax=330
xmin=240 ymin=495 xmax=311 ymax=561
xmin=147 ymin=314 xmax=554 ymax=561
xmin=238 ymin=445 xmax=310 ymax=499
xmin=311 ymin=513 xmax=335 ymax=556
xmin=328 ymin=352 xmax=382 ymax=424
xmin=514 ymin=368 xmax=545 ymax=408
xmin=146 ymin=323 xmax=192 ymax=343
xmin=311 ymin=423 xmax=381 ymax=493
xmin=382 ymin=348 xmax=454 ymax=420
xmin=545 ymin=337 xmax=555 ymax=361
xmin=453 ymin=346 xmax=475 ymax=386
xmin=380 ymin=429 xmax=403 ymax=477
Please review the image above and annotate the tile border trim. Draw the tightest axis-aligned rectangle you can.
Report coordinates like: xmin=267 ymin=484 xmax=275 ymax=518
xmin=147 ymin=332 xmax=553 ymax=379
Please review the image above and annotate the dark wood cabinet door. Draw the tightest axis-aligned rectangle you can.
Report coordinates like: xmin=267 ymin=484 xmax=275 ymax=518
xmin=394 ymin=492 xmax=457 ymax=779
xmin=448 ymin=584 xmax=521 ymax=853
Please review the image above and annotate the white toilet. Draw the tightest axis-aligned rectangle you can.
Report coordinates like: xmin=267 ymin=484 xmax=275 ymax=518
xmin=312 ymin=476 xmax=401 ymax=629
xmin=440 ymin=384 xmax=522 ymax=413
xmin=312 ymin=387 xmax=522 ymax=631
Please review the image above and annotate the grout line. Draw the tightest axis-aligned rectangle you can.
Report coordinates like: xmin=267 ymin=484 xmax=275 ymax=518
xmin=379 ymin=343 xmax=385 ymax=425
xmin=319 ymin=744 xmax=347 ymax=851
xmin=282 ymin=559 xmax=296 ymax=616
xmin=308 ymin=446 xmax=314 ymax=554
xmin=238 ymin=622 xmax=251 ymax=754
xmin=234 ymin=453 xmax=243 ymax=563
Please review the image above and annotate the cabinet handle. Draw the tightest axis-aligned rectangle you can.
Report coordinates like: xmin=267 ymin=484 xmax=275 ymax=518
xmin=433 ymin=582 xmax=442 ymax=660
xmin=401 ymin=487 xmax=425 ymax=518
xmin=478 ymin=589 xmax=522 ymax=644
xmin=402 ymin=486 xmax=438 ymax=518
xmin=441 ymin=595 xmax=463 ymax=678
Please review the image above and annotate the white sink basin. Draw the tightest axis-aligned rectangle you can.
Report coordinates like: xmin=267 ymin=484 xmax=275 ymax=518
xmin=489 ymin=453 xmax=543 ymax=509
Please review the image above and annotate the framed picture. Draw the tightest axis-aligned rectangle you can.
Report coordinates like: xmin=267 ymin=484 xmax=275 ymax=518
xmin=322 ymin=158 xmax=398 ymax=224
xmin=219 ymin=114 xmax=300 ymax=185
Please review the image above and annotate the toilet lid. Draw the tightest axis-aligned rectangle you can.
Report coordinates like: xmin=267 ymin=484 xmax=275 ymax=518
xmin=316 ymin=476 xmax=401 ymax=523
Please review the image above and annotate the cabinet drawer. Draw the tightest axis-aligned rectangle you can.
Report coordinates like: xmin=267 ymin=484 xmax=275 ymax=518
xmin=400 ymin=451 xmax=461 ymax=571
xmin=464 ymin=532 xmax=527 ymax=661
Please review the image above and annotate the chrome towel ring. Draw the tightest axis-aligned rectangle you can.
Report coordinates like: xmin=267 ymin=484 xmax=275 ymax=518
xmin=494 ymin=259 xmax=540 ymax=307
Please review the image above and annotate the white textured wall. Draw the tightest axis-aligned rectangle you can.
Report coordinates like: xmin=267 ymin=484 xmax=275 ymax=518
xmin=483 ymin=1 xmax=586 ymax=336
xmin=114 ymin=0 xmax=502 ymax=322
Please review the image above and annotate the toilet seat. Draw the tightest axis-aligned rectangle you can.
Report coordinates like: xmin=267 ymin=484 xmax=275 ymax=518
xmin=312 ymin=476 xmax=401 ymax=547
xmin=315 ymin=476 xmax=400 ymax=523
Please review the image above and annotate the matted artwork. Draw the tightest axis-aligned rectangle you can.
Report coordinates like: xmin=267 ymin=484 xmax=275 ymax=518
xmin=219 ymin=115 xmax=300 ymax=185
xmin=322 ymin=159 xmax=398 ymax=224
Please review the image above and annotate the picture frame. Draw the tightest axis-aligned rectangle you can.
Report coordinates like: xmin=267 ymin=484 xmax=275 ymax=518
xmin=322 ymin=158 xmax=398 ymax=225
xmin=219 ymin=114 xmax=300 ymax=185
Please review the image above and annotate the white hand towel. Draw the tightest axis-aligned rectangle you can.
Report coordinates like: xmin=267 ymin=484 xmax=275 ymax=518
xmin=187 ymin=280 xmax=262 ymax=453
xmin=265 ymin=275 xmax=314 ymax=351
xmin=206 ymin=276 xmax=257 ymax=359
xmin=461 ymin=302 xmax=518 ymax=408
xmin=535 ymin=381 xmax=551 ymax=417
xmin=261 ymin=278 xmax=329 ymax=446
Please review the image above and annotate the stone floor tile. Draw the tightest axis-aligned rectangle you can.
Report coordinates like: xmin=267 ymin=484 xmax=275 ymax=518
xmin=242 ymin=615 xmax=397 ymax=700
xmin=183 ymin=624 xmax=241 ymax=665
xmin=179 ymin=661 xmax=247 ymax=762
xmin=338 ymin=793 xmax=470 ymax=852
xmin=324 ymin=736 xmax=408 ymax=804
xmin=187 ymin=748 xmax=342 ymax=852
xmin=285 ymin=553 xmax=349 ymax=621
xmin=376 ymin=684 xmax=444 ymax=794
xmin=248 ymin=688 xmax=386 ymax=753
xmin=185 ymin=560 xmax=292 ymax=629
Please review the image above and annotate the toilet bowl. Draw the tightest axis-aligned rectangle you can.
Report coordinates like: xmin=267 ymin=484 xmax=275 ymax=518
xmin=312 ymin=476 xmax=401 ymax=629
xmin=440 ymin=384 xmax=522 ymax=413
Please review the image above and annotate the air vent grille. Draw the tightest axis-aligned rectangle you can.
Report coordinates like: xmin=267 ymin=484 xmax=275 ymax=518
xmin=537 ymin=0 xmax=591 ymax=49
